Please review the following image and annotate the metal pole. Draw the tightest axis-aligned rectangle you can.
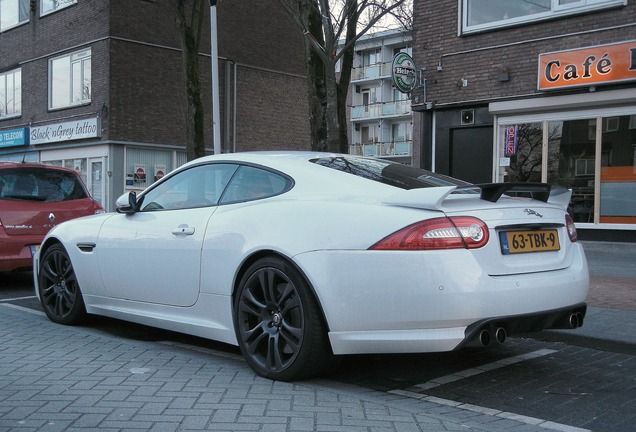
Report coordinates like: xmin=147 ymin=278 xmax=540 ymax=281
xmin=209 ymin=0 xmax=221 ymax=154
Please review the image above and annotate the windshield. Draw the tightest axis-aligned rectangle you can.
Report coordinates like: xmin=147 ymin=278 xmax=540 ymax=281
xmin=311 ymin=156 xmax=471 ymax=190
xmin=0 ymin=168 xmax=89 ymax=202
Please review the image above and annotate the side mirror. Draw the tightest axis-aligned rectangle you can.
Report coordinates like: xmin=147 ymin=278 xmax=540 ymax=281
xmin=115 ymin=191 xmax=139 ymax=214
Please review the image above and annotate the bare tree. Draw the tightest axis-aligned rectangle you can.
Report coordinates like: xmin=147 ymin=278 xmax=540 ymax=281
xmin=278 ymin=0 xmax=412 ymax=152
xmin=172 ymin=0 xmax=207 ymax=161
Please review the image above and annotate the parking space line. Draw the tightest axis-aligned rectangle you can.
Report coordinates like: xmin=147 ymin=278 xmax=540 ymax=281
xmin=388 ymin=349 xmax=591 ymax=432
xmin=0 ymin=302 xmax=45 ymax=316
xmin=0 ymin=295 xmax=37 ymax=302
xmin=414 ymin=348 xmax=558 ymax=390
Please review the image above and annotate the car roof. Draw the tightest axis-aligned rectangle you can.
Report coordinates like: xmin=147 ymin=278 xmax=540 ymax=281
xmin=0 ymin=161 xmax=79 ymax=174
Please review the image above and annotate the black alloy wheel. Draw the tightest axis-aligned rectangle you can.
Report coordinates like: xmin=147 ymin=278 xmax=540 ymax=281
xmin=38 ymin=244 xmax=86 ymax=325
xmin=234 ymin=256 xmax=332 ymax=381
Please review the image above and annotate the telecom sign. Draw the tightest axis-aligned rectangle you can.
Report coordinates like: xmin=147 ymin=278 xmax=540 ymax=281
xmin=0 ymin=128 xmax=28 ymax=148
xmin=392 ymin=52 xmax=417 ymax=94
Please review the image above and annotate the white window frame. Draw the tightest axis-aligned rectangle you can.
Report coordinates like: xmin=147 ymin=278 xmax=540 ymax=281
xmin=48 ymin=48 xmax=91 ymax=110
xmin=40 ymin=0 xmax=77 ymax=17
xmin=0 ymin=68 xmax=21 ymax=119
xmin=0 ymin=0 xmax=30 ymax=32
xmin=461 ymin=0 xmax=626 ymax=34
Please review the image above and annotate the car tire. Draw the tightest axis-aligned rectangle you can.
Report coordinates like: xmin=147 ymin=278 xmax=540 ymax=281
xmin=38 ymin=244 xmax=87 ymax=325
xmin=234 ymin=256 xmax=333 ymax=381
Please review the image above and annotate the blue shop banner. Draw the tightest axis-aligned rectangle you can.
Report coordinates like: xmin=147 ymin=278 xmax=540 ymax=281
xmin=0 ymin=128 xmax=28 ymax=148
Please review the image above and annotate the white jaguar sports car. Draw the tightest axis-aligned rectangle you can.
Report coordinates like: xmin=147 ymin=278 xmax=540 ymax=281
xmin=34 ymin=152 xmax=589 ymax=381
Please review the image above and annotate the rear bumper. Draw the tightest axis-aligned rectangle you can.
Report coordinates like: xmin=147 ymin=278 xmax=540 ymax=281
xmin=294 ymin=244 xmax=589 ymax=355
xmin=0 ymin=237 xmax=40 ymax=272
xmin=328 ymin=303 xmax=587 ymax=355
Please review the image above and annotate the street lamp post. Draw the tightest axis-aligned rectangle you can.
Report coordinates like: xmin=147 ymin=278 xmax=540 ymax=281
xmin=209 ymin=0 xmax=221 ymax=154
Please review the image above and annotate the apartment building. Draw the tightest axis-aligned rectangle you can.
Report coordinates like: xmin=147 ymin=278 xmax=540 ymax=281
xmin=412 ymin=0 xmax=636 ymax=238
xmin=0 ymin=0 xmax=309 ymax=211
xmin=347 ymin=29 xmax=414 ymax=165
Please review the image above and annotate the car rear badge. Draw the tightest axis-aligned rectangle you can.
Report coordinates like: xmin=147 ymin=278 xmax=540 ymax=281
xmin=48 ymin=213 xmax=56 ymax=223
xmin=524 ymin=209 xmax=543 ymax=218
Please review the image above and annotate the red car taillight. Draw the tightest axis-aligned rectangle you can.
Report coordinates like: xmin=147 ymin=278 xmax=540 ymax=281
xmin=93 ymin=201 xmax=105 ymax=214
xmin=370 ymin=216 xmax=489 ymax=251
xmin=565 ymin=214 xmax=577 ymax=242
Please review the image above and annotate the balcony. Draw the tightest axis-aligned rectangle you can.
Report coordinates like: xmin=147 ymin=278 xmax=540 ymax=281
xmin=351 ymin=62 xmax=393 ymax=81
xmin=351 ymin=100 xmax=411 ymax=120
xmin=349 ymin=140 xmax=413 ymax=158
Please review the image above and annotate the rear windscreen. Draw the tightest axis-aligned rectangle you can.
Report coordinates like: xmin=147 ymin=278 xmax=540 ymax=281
xmin=310 ymin=156 xmax=470 ymax=190
xmin=0 ymin=168 xmax=88 ymax=202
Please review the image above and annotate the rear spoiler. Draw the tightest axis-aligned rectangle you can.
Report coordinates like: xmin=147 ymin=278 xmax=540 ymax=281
xmin=383 ymin=182 xmax=572 ymax=211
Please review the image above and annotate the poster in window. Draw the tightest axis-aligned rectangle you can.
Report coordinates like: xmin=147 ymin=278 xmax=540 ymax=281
xmin=134 ymin=164 xmax=146 ymax=182
xmin=155 ymin=164 xmax=166 ymax=181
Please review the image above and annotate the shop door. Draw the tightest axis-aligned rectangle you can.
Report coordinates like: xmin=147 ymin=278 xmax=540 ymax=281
xmin=450 ymin=127 xmax=493 ymax=184
xmin=89 ymin=158 xmax=105 ymax=209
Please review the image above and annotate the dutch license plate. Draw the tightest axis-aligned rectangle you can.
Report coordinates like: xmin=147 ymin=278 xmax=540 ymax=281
xmin=499 ymin=230 xmax=560 ymax=255
xmin=30 ymin=245 xmax=40 ymax=256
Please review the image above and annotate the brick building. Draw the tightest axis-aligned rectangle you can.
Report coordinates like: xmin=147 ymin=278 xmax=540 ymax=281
xmin=0 ymin=0 xmax=309 ymax=211
xmin=411 ymin=0 xmax=636 ymax=239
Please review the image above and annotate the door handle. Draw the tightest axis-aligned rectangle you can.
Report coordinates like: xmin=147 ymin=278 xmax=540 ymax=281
xmin=172 ymin=225 xmax=195 ymax=236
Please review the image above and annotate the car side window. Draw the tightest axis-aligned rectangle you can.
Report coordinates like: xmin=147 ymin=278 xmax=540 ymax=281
xmin=220 ymin=166 xmax=290 ymax=204
xmin=140 ymin=164 xmax=238 ymax=211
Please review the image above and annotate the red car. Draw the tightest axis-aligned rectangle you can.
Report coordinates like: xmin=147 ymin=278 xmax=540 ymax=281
xmin=0 ymin=161 xmax=104 ymax=272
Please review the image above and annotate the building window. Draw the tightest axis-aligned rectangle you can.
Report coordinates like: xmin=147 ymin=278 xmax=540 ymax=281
xmin=499 ymin=113 xmax=636 ymax=225
xmin=49 ymin=48 xmax=91 ymax=110
xmin=0 ymin=0 xmax=29 ymax=32
xmin=0 ymin=68 xmax=21 ymax=118
xmin=363 ymin=49 xmax=381 ymax=67
xmin=462 ymin=0 xmax=625 ymax=33
xmin=41 ymin=0 xmax=77 ymax=16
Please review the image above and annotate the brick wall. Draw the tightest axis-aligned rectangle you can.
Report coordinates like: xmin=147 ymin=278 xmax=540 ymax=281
xmin=413 ymin=0 xmax=636 ymax=107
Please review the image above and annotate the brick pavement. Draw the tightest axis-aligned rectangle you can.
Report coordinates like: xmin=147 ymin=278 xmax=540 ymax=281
xmin=0 ymin=306 xmax=567 ymax=432
xmin=1 ymin=240 xmax=633 ymax=431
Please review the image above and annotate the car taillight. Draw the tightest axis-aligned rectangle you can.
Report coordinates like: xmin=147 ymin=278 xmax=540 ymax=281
xmin=93 ymin=201 xmax=105 ymax=214
xmin=370 ymin=216 xmax=489 ymax=250
xmin=565 ymin=214 xmax=577 ymax=242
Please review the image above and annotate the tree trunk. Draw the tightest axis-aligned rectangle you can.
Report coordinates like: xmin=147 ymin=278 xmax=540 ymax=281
xmin=173 ymin=0 xmax=206 ymax=161
xmin=301 ymin=0 xmax=328 ymax=151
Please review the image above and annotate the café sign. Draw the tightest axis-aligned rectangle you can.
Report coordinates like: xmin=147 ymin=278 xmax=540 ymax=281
xmin=30 ymin=117 xmax=100 ymax=145
xmin=538 ymin=40 xmax=636 ymax=91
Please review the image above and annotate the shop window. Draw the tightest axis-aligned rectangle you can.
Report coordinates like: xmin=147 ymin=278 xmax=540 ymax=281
xmin=41 ymin=0 xmax=77 ymax=16
xmin=126 ymin=148 xmax=173 ymax=190
xmin=49 ymin=48 xmax=91 ymax=110
xmin=462 ymin=0 xmax=625 ymax=34
xmin=500 ymin=123 xmax=543 ymax=183
xmin=600 ymin=115 xmax=636 ymax=224
xmin=0 ymin=0 xmax=29 ymax=32
xmin=0 ymin=68 xmax=21 ymax=118
xmin=544 ymin=119 xmax=596 ymax=223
